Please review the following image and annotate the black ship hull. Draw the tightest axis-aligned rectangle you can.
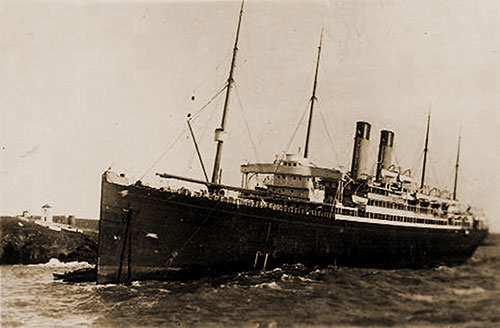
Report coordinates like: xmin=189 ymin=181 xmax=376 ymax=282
xmin=97 ymin=173 xmax=488 ymax=284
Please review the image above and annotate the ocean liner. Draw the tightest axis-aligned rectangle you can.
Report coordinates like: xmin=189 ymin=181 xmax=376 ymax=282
xmin=97 ymin=1 xmax=488 ymax=284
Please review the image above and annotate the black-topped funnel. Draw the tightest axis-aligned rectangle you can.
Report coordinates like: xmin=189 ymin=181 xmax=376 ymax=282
xmin=350 ymin=121 xmax=371 ymax=180
xmin=376 ymin=130 xmax=395 ymax=181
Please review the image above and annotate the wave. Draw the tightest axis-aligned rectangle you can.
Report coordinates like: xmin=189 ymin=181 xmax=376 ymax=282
xmin=297 ymin=276 xmax=316 ymax=283
xmin=28 ymin=258 xmax=93 ymax=268
xmin=434 ymin=265 xmax=457 ymax=272
xmin=253 ymin=281 xmax=282 ymax=290
xmin=398 ymin=293 xmax=434 ymax=302
xmin=451 ymin=287 xmax=485 ymax=295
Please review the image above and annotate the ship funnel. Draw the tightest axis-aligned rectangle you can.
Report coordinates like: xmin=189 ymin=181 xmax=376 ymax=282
xmin=350 ymin=121 xmax=371 ymax=180
xmin=376 ymin=130 xmax=395 ymax=181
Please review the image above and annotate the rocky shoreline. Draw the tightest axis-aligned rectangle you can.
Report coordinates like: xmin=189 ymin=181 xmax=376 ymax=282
xmin=0 ymin=217 xmax=97 ymax=265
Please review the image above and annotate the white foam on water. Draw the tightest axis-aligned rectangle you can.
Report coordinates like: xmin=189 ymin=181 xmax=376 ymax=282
xmin=253 ymin=281 xmax=281 ymax=290
xmin=280 ymin=273 xmax=315 ymax=283
xmin=280 ymin=273 xmax=292 ymax=281
xmin=131 ymin=280 xmax=142 ymax=287
xmin=28 ymin=258 xmax=93 ymax=268
xmin=435 ymin=265 xmax=456 ymax=273
xmin=297 ymin=276 xmax=316 ymax=283
xmin=398 ymin=293 xmax=434 ymax=302
xmin=452 ymin=287 xmax=485 ymax=296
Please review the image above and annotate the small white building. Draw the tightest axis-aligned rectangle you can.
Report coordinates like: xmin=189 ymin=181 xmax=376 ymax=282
xmin=41 ymin=204 xmax=53 ymax=223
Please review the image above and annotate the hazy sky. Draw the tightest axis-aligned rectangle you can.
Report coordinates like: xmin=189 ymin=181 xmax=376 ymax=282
xmin=1 ymin=0 xmax=499 ymax=230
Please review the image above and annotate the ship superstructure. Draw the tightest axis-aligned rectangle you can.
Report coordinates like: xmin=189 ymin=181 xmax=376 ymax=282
xmin=239 ymin=117 xmax=485 ymax=232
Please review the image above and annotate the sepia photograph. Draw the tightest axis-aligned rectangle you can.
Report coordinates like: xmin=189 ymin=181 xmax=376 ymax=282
xmin=1 ymin=0 xmax=499 ymax=326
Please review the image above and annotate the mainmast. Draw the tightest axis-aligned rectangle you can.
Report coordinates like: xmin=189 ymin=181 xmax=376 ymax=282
xmin=303 ymin=29 xmax=324 ymax=159
xmin=211 ymin=0 xmax=244 ymax=184
xmin=420 ymin=111 xmax=431 ymax=189
xmin=453 ymin=133 xmax=461 ymax=200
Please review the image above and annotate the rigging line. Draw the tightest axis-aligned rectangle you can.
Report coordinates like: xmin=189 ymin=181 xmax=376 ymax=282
xmin=317 ymin=103 xmax=341 ymax=165
xmin=138 ymin=127 xmax=189 ymax=182
xmin=268 ymin=102 xmax=311 ymax=177
xmin=191 ymin=82 xmax=228 ymax=121
xmin=107 ymin=126 xmax=153 ymax=172
xmin=458 ymin=171 xmax=474 ymax=198
xmin=191 ymin=50 xmax=232 ymax=96
xmin=390 ymin=147 xmax=402 ymax=170
xmin=237 ymin=21 xmax=259 ymax=102
xmin=234 ymin=84 xmax=260 ymax=162
xmin=260 ymin=99 xmax=311 ymax=177
xmin=215 ymin=49 xmax=233 ymax=72
xmin=285 ymin=102 xmax=311 ymax=153
xmin=111 ymin=85 xmax=226 ymax=173
xmin=410 ymin=148 xmax=422 ymax=175
xmin=169 ymin=201 xmax=220 ymax=266
xmin=429 ymin=159 xmax=445 ymax=191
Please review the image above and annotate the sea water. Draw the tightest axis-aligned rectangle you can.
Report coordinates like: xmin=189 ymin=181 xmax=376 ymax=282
xmin=1 ymin=234 xmax=499 ymax=327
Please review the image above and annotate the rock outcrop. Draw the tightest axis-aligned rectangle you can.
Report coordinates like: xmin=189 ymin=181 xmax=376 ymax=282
xmin=0 ymin=217 xmax=97 ymax=265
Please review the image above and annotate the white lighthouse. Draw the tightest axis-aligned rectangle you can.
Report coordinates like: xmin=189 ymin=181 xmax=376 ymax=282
xmin=41 ymin=204 xmax=52 ymax=223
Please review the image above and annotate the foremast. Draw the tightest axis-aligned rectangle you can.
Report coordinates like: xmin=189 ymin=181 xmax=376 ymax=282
xmin=211 ymin=0 xmax=245 ymax=184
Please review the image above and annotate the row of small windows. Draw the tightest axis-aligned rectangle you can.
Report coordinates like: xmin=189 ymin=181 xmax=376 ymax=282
xmin=368 ymin=199 xmax=406 ymax=210
xmin=272 ymin=187 xmax=299 ymax=194
xmin=281 ymin=162 xmax=298 ymax=167
xmin=368 ymin=186 xmax=408 ymax=195
xmin=338 ymin=208 xmax=355 ymax=216
xmin=366 ymin=212 xmax=447 ymax=225
xmin=276 ymin=175 xmax=307 ymax=181
xmin=337 ymin=208 xmax=446 ymax=226
xmin=270 ymin=186 xmax=307 ymax=194
xmin=369 ymin=187 xmax=390 ymax=196
xmin=368 ymin=199 xmax=432 ymax=214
